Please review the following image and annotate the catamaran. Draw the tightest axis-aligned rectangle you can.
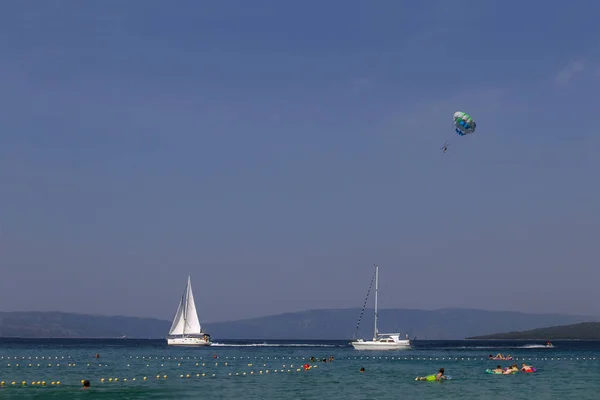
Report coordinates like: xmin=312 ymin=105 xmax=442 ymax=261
xmin=351 ymin=265 xmax=411 ymax=350
xmin=167 ymin=276 xmax=211 ymax=346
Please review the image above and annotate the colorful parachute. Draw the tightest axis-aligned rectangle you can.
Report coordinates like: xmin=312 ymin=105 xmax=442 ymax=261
xmin=453 ymin=111 xmax=476 ymax=136
xmin=442 ymin=111 xmax=477 ymax=152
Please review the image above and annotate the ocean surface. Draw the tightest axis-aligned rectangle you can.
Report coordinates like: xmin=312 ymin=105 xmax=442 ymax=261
xmin=1 ymin=338 xmax=599 ymax=399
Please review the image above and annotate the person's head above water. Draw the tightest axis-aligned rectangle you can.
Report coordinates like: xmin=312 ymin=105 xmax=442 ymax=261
xmin=83 ymin=380 xmax=90 ymax=388
xmin=439 ymin=368 xmax=444 ymax=374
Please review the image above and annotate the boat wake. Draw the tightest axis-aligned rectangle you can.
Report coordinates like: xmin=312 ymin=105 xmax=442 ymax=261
xmin=518 ymin=344 xmax=552 ymax=349
xmin=423 ymin=344 xmax=553 ymax=350
xmin=211 ymin=342 xmax=340 ymax=348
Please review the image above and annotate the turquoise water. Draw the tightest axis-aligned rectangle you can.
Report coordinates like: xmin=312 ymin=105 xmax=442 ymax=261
xmin=1 ymin=339 xmax=600 ymax=399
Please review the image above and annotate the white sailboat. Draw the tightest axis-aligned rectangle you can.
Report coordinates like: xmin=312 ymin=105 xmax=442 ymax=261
xmin=351 ymin=265 xmax=411 ymax=350
xmin=167 ymin=276 xmax=211 ymax=346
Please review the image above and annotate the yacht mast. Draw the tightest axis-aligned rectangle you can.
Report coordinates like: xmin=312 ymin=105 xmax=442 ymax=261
xmin=373 ymin=264 xmax=378 ymax=341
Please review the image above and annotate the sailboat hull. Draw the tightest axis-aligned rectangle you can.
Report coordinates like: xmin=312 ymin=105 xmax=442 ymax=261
xmin=351 ymin=339 xmax=411 ymax=350
xmin=167 ymin=337 xmax=211 ymax=346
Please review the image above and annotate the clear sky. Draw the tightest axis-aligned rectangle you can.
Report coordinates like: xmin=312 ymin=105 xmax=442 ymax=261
xmin=1 ymin=0 xmax=599 ymax=323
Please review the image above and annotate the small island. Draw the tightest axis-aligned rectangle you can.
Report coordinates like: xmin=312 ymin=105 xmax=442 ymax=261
xmin=467 ymin=322 xmax=600 ymax=340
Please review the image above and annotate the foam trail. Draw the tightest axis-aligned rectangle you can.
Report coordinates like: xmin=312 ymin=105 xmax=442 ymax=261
xmin=211 ymin=343 xmax=340 ymax=348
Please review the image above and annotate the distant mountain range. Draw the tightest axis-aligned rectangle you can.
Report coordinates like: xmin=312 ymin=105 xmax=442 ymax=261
xmin=0 ymin=308 xmax=595 ymax=340
xmin=467 ymin=322 xmax=600 ymax=340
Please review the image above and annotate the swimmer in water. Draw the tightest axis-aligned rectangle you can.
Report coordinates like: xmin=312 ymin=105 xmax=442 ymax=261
xmin=416 ymin=368 xmax=446 ymax=381
xmin=82 ymin=380 xmax=90 ymax=389
xmin=503 ymin=365 xmax=518 ymax=374
xmin=492 ymin=365 xmax=504 ymax=374
xmin=521 ymin=363 xmax=534 ymax=372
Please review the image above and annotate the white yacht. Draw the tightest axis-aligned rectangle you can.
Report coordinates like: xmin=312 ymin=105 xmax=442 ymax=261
xmin=351 ymin=265 xmax=411 ymax=350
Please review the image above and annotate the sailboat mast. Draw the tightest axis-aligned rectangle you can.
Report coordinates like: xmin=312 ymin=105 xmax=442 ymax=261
xmin=183 ymin=276 xmax=191 ymax=337
xmin=373 ymin=264 xmax=378 ymax=340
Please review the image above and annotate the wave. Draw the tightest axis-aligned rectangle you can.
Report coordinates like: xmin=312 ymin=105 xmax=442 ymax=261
xmin=211 ymin=342 xmax=341 ymax=348
xmin=415 ymin=345 xmax=554 ymax=350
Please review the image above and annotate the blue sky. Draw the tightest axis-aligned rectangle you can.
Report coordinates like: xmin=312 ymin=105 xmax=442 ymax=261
xmin=1 ymin=0 xmax=599 ymax=323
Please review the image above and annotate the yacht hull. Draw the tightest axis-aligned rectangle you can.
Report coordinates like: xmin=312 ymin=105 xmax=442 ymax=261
xmin=351 ymin=339 xmax=411 ymax=350
xmin=167 ymin=337 xmax=211 ymax=346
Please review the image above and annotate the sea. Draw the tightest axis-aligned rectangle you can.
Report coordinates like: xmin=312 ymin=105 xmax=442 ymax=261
xmin=1 ymin=338 xmax=599 ymax=399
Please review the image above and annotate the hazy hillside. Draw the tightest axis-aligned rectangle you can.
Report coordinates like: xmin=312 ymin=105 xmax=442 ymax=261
xmin=0 ymin=312 xmax=170 ymax=338
xmin=206 ymin=308 xmax=595 ymax=340
xmin=467 ymin=322 xmax=600 ymax=340
xmin=1 ymin=308 xmax=593 ymax=340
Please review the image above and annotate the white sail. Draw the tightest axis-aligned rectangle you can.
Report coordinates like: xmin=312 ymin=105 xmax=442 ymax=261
xmin=168 ymin=290 xmax=186 ymax=335
xmin=183 ymin=279 xmax=202 ymax=334
xmin=168 ymin=276 xmax=203 ymax=336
